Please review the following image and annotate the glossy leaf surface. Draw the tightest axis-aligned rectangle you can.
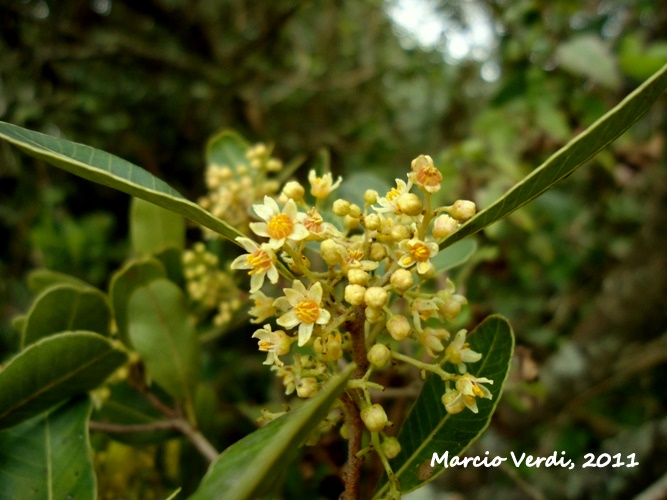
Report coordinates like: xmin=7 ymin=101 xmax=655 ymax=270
xmin=130 ymin=197 xmax=185 ymax=255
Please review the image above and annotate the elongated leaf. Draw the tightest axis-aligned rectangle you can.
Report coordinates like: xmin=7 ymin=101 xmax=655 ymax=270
xmin=22 ymin=283 xmax=111 ymax=348
xmin=431 ymin=239 xmax=477 ymax=273
xmin=441 ymin=63 xmax=667 ymax=249
xmin=26 ymin=268 xmax=91 ymax=294
xmin=0 ymin=331 xmax=128 ymax=431
xmin=374 ymin=315 xmax=514 ymax=497
xmin=127 ymin=279 xmax=200 ymax=404
xmin=130 ymin=197 xmax=185 ymax=255
xmin=0 ymin=396 xmax=95 ymax=500
xmin=0 ymin=121 xmax=245 ymax=244
xmin=109 ymin=257 xmax=166 ymax=347
xmin=191 ymin=363 xmax=356 ymax=500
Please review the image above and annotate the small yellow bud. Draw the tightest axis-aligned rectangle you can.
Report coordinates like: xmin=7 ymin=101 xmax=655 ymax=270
xmin=347 ymin=268 xmax=370 ymax=286
xmin=386 ymin=315 xmax=411 ymax=341
xmin=390 ymin=224 xmax=412 ymax=243
xmin=367 ymin=344 xmax=391 ymax=368
xmin=364 ymin=189 xmax=379 ymax=205
xmin=340 ymin=422 xmax=350 ymax=439
xmin=282 ymin=181 xmax=305 ymax=201
xmin=369 ymin=242 xmax=387 ymax=261
xmin=396 ymin=193 xmax=423 ymax=216
xmin=363 ymin=213 xmax=381 ymax=231
xmin=321 ymin=239 xmax=344 ymax=266
xmin=348 ymin=204 xmax=362 ymax=218
xmin=333 ymin=199 xmax=351 ymax=216
xmin=432 ymin=214 xmax=458 ymax=240
xmin=365 ymin=286 xmax=389 ymax=308
xmin=365 ymin=306 xmax=385 ymax=323
xmin=390 ymin=269 xmax=414 ymax=292
xmin=344 ymin=215 xmax=361 ymax=229
xmin=297 ymin=377 xmax=319 ymax=398
xmin=266 ymin=158 xmax=283 ymax=172
xmin=345 ymin=284 xmax=366 ymax=305
xmin=442 ymin=390 xmax=465 ymax=414
xmin=381 ymin=437 xmax=401 ymax=459
xmin=361 ymin=404 xmax=388 ymax=432
xmin=448 ymin=200 xmax=476 ymax=222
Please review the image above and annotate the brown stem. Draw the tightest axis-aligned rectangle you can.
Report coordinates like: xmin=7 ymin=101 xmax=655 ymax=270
xmin=90 ymin=419 xmax=219 ymax=464
xmin=340 ymin=306 xmax=369 ymax=499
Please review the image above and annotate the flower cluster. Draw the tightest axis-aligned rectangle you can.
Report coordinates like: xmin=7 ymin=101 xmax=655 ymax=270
xmin=226 ymin=151 xmax=492 ymax=487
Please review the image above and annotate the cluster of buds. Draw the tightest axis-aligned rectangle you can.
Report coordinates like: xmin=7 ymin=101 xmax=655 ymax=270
xmin=224 ymin=151 xmax=493 ymax=481
xmin=198 ymin=143 xmax=283 ymax=233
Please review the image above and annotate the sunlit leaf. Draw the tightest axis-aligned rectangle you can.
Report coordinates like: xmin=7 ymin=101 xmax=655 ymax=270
xmin=191 ymin=363 xmax=356 ymax=500
xmin=373 ymin=315 xmax=514 ymax=497
xmin=0 ymin=332 xmax=128 ymax=431
xmin=441 ymin=63 xmax=667 ymax=249
xmin=0 ymin=396 xmax=95 ymax=500
xmin=22 ymin=284 xmax=111 ymax=348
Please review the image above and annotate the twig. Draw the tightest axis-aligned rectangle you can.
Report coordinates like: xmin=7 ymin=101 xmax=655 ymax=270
xmin=340 ymin=392 xmax=364 ymax=500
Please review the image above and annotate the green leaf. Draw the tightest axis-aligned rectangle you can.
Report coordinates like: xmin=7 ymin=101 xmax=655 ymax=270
xmin=127 ymin=279 xmax=200 ymax=405
xmin=92 ymin=381 xmax=177 ymax=445
xmin=191 ymin=363 xmax=356 ymax=500
xmin=431 ymin=239 xmax=477 ymax=273
xmin=556 ymin=34 xmax=621 ymax=89
xmin=0 ymin=396 xmax=95 ymax=500
xmin=0 ymin=331 xmax=128 ymax=431
xmin=22 ymin=284 xmax=111 ymax=348
xmin=206 ymin=129 xmax=251 ymax=170
xmin=441 ymin=63 xmax=667 ymax=250
xmin=373 ymin=315 xmax=514 ymax=497
xmin=109 ymin=257 xmax=166 ymax=347
xmin=26 ymin=268 xmax=91 ymax=294
xmin=0 ymin=121 xmax=245 ymax=244
xmin=130 ymin=197 xmax=185 ymax=255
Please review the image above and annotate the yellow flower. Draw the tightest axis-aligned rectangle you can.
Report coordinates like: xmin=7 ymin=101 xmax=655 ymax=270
xmin=275 ymin=280 xmax=331 ymax=346
xmin=248 ymin=291 xmax=276 ymax=324
xmin=445 ymin=329 xmax=482 ymax=373
xmin=230 ymin=237 xmax=279 ymax=293
xmin=409 ymin=154 xmax=442 ymax=193
xmin=250 ymin=196 xmax=309 ymax=249
xmin=373 ymin=179 xmax=412 ymax=214
xmin=252 ymin=324 xmax=293 ymax=366
xmin=398 ymin=238 xmax=439 ymax=274
xmin=455 ymin=373 xmax=494 ymax=413
xmin=308 ymin=170 xmax=342 ymax=199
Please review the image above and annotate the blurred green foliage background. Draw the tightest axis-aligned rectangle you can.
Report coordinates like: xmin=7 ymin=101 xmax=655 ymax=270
xmin=1 ymin=0 xmax=666 ymax=498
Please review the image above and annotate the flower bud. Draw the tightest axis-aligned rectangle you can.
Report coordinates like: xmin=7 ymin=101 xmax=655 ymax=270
xmin=442 ymin=390 xmax=465 ymax=414
xmin=348 ymin=204 xmax=362 ymax=218
xmin=386 ymin=315 xmax=411 ymax=341
xmin=281 ymin=181 xmax=305 ymax=201
xmin=321 ymin=239 xmax=343 ymax=266
xmin=396 ymin=193 xmax=423 ymax=216
xmin=381 ymin=437 xmax=401 ymax=459
xmin=369 ymin=242 xmax=387 ymax=261
xmin=340 ymin=422 xmax=350 ymax=439
xmin=390 ymin=269 xmax=414 ymax=292
xmin=363 ymin=213 xmax=381 ymax=231
xmin=333 ymin=199 xmax=351 ymax=216
xmin=361 ymin=404 xmax=388 ymax=432
xmin=367 ymin=344 xmax=391 ymax=368
xmin=365 ymin=306 xmax=385 ymax=323
xmin=344 ymin=215 xmax=360 ymax=229
xmin=448 ymin=200 xmax=476 ymax=222
xmin=390 ymin=224 xmax=412 ymax=242
xmin=365 ymin=286 xmax=389 ymax=308
xmin=432 ymin=214 xmax=458 ymax=240
xmin=345 ymin=284 xmax=366 ymax=305
xmin=347 ymin=268 xmax=370 ymax=286
xmin=297 ymin=377 xmax=319 ymax=398
xmin=364 ymin=189 xmax=379 ymax=205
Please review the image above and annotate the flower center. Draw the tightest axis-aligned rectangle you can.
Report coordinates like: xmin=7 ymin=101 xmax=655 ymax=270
xmin=257 ymin=339 xmax=273 ymax=352
xmin=267 ymin=213 xmax=294 ymax=240
xmin=410 ymin=242 xmax=431 ymax=262
xmin=295 ymin=299 xmax=320 ymax=324
xmin=247 ymin=250 xmax=272 ymax=274
xmin=416 ymin=165 xmax=442 ymax=187
xmin=386 ymin=187 xmax=401 ymax=201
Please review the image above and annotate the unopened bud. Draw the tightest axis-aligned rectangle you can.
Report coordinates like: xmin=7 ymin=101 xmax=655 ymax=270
xmin=369 ymin=242 xmax=387 ymax=261
xmin=321 ymin=239 xmax=343 ymax=266
xmin=345 ymin=284 xmax=366 ymax=305
xmin=363 ymin=213 xmax=381 ymax=231
xmin=390 ymin=224 xmax=412 ymax=242
xmin=448 ymin=200 xmax=476 ymax=222
xmin=282 ymin=181 xmax=305 ymax=201
xmin=432 ymin=214 xmax=458 ymax=240
xmin=442 ymin=390 xmax=465 ymax=414
xmin=348 ymin=204 xmax=362 ymax=218
xmin=386 ymin=315 xmax=411 ymax=341
xmin=297 ymin=377 xmax=319 ymax=398
xmin=348 ymin=268 xmax=370 ymax=286
xmin=365 ymin=286 xmax=389 ymax=308
xmin=367 ymin=344 xmax=391 ymax=368
xmin=390 ymin=269 xmax=414 ymax=292
xmin=381 ymin=437 xmax=401 ymax=459
xmin=364 ymin=189 xmax=379 ymax=205
xmin=365 ymin=306 xmax=385 ymax=323
xmin=344 ymin=215 xmax=360 ymax=229
xmin=333 ymin=199 xmax=351 ymax=216
xmin=396 ymin=193 xmax=423 ymax=216
xmin=361 ymin=404 xmax=388 ymax=432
